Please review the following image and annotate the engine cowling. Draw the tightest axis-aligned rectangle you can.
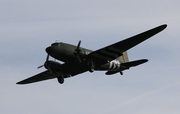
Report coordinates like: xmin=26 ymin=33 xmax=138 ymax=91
xmin=45 ymin=60 xmax=62 ymax=71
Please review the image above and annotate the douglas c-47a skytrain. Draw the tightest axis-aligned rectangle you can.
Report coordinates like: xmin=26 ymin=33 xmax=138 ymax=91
xmin=17 ymin=24 xmax=167 ymax=84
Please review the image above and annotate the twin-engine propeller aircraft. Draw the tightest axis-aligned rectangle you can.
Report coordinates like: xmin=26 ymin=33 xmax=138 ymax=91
xmin=17 ymin=24 xmax=167 ymax=84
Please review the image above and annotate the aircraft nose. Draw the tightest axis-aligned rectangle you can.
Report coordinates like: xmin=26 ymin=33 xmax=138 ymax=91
xmin=46 ymin=47 xmax=52 ymax=54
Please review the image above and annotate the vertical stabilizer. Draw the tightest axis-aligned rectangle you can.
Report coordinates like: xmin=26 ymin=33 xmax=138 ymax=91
xmin=117 ymin=51 xmax=129 ymax=63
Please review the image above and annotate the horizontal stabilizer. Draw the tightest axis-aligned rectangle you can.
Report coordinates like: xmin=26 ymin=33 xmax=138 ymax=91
xmin=121 ymin=59 xmax=148 ymax=68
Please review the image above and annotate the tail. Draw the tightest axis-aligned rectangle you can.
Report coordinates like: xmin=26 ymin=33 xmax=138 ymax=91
xmin=117 ymin=51 xmax=148 ymax=67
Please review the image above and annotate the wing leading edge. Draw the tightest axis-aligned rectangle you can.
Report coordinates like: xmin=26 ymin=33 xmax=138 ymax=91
xmin=89 ymin=24 xmax=167 ymax=65
xmin=16 ymin=70 xmax=57 ymax=84
xmin=16 ymin=70 xmax=71 ymax=84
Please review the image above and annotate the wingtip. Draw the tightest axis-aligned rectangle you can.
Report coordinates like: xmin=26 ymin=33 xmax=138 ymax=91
xmin=160 ymin=24 xmax=167 ymax=29
xmin=16 ymin=82 xmax=23 ymax=85
xmin=144 ymin=59 xmax=148 ymax=63
xmin=16 ymin=80 xmax=27 ymax=85
xmin=150 ymin=24 xmax=167 ymax=35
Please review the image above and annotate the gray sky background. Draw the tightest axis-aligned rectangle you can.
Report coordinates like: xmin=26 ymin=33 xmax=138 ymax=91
xmin=0 ymin=0 xmax=180 ymax=114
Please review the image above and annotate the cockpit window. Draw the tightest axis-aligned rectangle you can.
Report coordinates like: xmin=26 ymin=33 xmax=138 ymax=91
xmin=51 ymin=43 xmax=61 ymax=46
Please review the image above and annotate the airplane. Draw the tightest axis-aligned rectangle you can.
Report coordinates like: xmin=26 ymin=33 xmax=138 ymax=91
xmin=17 ymin=24 xmax=167 ymax=84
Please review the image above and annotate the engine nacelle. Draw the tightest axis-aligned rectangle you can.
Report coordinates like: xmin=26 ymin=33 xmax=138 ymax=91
xmin=45 ymin=60 xmax=62 ymax=71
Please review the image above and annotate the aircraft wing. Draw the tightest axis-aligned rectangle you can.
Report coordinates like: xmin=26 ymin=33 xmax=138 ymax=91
xmin=89 ymin=24 xmax=167 ymax=66
xmin=16 ymin=70 xmax=70 ymax=84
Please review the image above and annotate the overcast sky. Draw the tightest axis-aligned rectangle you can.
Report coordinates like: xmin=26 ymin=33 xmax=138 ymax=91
xmin=0 ymin=0 xmax=180 ymax=114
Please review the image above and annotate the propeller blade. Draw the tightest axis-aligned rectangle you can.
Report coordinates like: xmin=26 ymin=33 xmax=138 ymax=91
xmin=37 ymin=54 xmax=50 ymax=69
xmin=75 ymin=40 xmax=81 ymax=52
xmin=37 ymin=65 xmax=44 ymax=69
xmin=74 ymin=40 xmax=82 ymax=63
xmin=77 ymin=55 xmax=81 ymax=63
xmin=46 ymin=54 xmax=49 ymax=62
xmin=46 ymin=65 xmax=52 ymax=73
xmin=77 ymin=40 xmax=81 ymax=50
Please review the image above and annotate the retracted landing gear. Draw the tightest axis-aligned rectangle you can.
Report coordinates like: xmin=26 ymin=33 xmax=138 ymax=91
xmin=120 ymin=71 xmax=123 ymax=75
xmin=57 ymin=74 xmax=64 ymax=84
xmin=89 ymin=66 xmax=94 ymax=73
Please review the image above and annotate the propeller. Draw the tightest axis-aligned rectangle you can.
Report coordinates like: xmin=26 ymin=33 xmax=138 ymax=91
xmin=74 ymin=40 xmax=82 ymax=62
xmin=37 ymin=54 xmax=49 ymax=69
xmin=37 ymin=64 xmax=44 ymax=69
xmin=37 ymin=54 xmax=52 ymax=73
